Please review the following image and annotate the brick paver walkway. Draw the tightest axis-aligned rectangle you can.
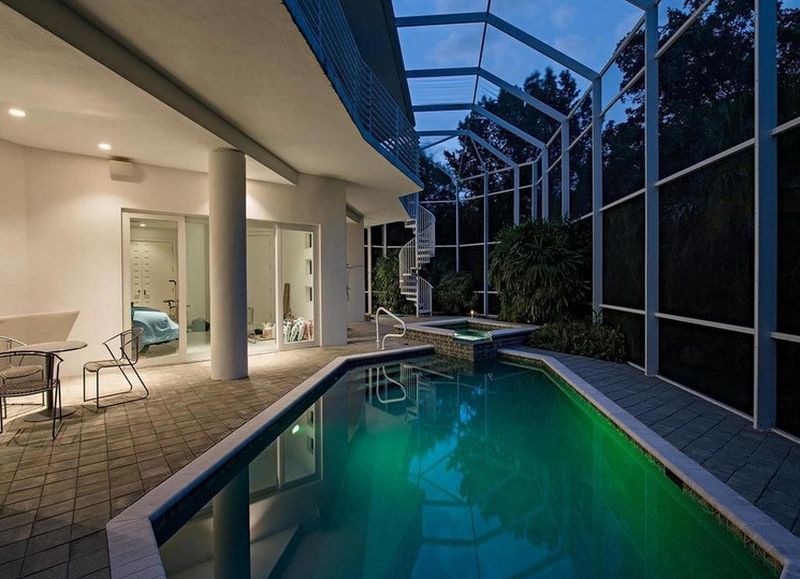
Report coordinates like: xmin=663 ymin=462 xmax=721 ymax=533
xmin=3 ymin=325 xmax=798 ymax=578
xmin=0 ymin=335 xmax=390 ymax=579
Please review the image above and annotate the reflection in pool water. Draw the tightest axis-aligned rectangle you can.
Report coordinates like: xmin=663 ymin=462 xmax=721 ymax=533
xmin=161 ymin=357 xmax=778 ymax=579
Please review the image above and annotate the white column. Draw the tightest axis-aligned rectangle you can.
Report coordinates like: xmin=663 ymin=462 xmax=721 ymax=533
xmin=213 ymin=469 xmax=250 ymax=578
xmin=754 ymin=0 xmax=778 ymax=429
xmin=209 ymin=148 xmax=248 ymax=380
xmin=644 ymin=4 xmax=660 ymax=377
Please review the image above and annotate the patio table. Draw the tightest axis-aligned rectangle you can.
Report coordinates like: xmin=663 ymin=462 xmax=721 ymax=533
xmin=11 ymin=340 xmax=87 ymax=422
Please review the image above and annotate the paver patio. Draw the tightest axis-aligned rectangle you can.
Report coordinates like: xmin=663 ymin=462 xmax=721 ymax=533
xmin=1 ymin=328 xmax=798 ymax=578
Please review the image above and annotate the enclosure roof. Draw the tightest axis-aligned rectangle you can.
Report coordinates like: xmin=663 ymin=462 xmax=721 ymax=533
xmin=392 ymin=0 xmax=649 ymax=165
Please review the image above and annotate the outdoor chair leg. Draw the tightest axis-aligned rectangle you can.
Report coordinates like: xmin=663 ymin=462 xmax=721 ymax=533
xmin=115 ymin=365 xmax=136 ymax=394
xmin=129 ymin=365 xmax=150 ymax=401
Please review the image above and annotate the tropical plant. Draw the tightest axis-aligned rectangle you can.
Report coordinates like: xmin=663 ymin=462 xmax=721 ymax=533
xmin=371 ymin=254 xmax=414 ymax=315
xmin=435 ymin=271 xmax=476 ymax=315
xmin=490 ymin=219 xmax=590 ymax=324
xmin=529 ymin=317 xmax=627 ymax=363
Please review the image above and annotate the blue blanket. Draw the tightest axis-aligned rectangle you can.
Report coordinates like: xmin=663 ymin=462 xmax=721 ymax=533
xmin=132 ymin=307 xmax=179 ymax=347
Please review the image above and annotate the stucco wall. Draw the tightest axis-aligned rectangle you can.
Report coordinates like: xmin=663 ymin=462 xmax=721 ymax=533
xmin=1 ymin=140 xmax=347 ymax=375
xmin=0 ymin=139 xmax=30 ymax=314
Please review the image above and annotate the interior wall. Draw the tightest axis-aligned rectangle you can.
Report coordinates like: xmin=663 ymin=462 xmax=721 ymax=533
xmin=0 ymin=138 xmax=30 ymax=314
xmin=281 ymin=230 xmax=314 ymax=323
xmin=246 ymin=229 xmax=276 ymax=329
xmin=12 ymin=143 xmax=347 ymax=375
xmin=346 ymin=221 xmax=365 ymax=321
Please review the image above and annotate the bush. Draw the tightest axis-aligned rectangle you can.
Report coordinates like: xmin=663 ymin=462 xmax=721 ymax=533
xmin=490 ymin=219 xmax=590 ymax=324
xmin=529 ymin=318 xmax=627 ymax=362
xmin=435 ymin=271 xmax=476 ymax=314
xmin=372 ymin=255 xmax=414 ymax=315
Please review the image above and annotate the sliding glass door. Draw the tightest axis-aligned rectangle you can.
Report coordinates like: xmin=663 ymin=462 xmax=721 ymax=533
xmin=123 ymin=213 xmax=318 ymax=363
xmin=277 ymin=226 xmax=319 ymax=349
xmin=123 ymin=213 xmax=186 ymax=363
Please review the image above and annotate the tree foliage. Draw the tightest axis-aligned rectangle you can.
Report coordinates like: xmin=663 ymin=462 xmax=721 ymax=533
xmin=490 ymin=220 xmax=590 ymax=324
xmin=372 ymin=255 xmax=414 ymax=315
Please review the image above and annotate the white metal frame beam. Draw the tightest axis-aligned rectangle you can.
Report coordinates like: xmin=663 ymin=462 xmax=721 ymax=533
xmin=644 ymin=3 xmax=659 ymax=376
xmin=407 ymin=67 xmax=567 ymax=121
xmin=397 ymin=12 xmax=598 ymax=81
xmin=753 ymin=0 xmax=778 ymax=429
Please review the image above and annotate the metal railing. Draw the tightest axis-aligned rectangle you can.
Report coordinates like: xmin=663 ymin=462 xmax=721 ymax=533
xmin=375 ymin=307 xmax=406 ymax=350
xmin=285 ymin=0 xmax=420 ymax=177
xmin=399 ymin=202 xmax=436 ymax=315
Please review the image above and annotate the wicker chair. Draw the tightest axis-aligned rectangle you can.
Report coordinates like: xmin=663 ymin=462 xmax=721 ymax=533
xmin=0 ymin=350 xmax=63 ymax=438
xmin=83 ymin=328 xmax=149 ymax=409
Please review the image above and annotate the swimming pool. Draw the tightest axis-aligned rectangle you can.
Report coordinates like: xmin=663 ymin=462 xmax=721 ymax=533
xmin=157 ymin=355 xmax=779 ymax=578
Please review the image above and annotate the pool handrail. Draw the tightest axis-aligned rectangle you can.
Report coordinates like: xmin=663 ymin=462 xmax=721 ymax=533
xmin=375 ymin=307 xmax=406 ymax=350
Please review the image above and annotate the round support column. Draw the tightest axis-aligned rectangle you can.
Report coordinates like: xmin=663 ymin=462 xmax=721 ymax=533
xmin=209 ymin=148 xmax=248 ymax=380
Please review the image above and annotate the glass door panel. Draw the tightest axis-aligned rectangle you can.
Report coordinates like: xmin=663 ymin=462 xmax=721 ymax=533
xmin=185 ymin=217 xmax=210 ymax=358
xmin=247 ymin=222 xmax=277 ymax=354
xmin=279 ymin=228 xmax=317 ymax=347
xmin=128 ymin=217 xmax=181 ymax=360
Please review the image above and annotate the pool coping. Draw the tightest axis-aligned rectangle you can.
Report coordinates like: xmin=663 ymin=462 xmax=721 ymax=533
xmin=498 ymin=347 xmax=800 ymax=579
xmin=105 ymin=345 xmax=435 ymax=579
xmin=403 ymin=317 xmax=537 ymax=341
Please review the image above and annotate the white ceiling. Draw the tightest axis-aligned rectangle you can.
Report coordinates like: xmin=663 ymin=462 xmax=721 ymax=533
xmin=1 ymin=0 xmax=420 ymax=212
xmin=0 ymin=3 xmax=282 ymax=183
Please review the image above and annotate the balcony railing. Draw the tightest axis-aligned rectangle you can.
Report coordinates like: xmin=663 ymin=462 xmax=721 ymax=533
xmin=285 ymin=0 xmax=420 ymax=179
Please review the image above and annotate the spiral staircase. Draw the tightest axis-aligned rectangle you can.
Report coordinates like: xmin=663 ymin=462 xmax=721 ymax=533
xmin=399 ymin=200 xmax=435 ymax=316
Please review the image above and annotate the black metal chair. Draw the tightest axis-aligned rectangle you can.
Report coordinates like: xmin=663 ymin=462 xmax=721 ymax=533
xmin=0 ymin=350 xmax=63 ymax=438
xmin=0 ymin=336 xmax=46 ymax=413
xmin=83 ymin=328 xmax=149 ymax=410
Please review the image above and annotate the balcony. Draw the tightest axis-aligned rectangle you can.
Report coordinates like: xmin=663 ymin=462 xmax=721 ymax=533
xmin=285 ymin=0 xmax=421 ymax=183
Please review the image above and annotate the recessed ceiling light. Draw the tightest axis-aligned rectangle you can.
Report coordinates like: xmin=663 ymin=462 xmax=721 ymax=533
xmin=8 ymin=108 xmax=26 ymax=118
xmin=98 ymin=143 xmax=112 ymax=151
xmin=139 ymin=223 xmax=146 ymax=228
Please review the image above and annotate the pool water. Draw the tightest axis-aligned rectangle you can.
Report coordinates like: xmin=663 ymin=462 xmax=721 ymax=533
xmin=453 ymin=329 xmax=490 ymax=342
xmin=162 ymin=357 xmax=778 ymax=578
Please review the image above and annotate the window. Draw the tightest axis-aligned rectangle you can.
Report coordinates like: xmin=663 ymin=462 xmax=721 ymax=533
xmin=659 ymin=319 xmax=754 ymax=414
xmin=603 ymin=197 xmax=645 ymax=310
xmin=659 ymin=149 xmax=754 ymax=327
xmin=658 ymin=1 xmax=754 ymax=178
xmin=778 ymin=128 xmax=800 ymax=335
xmin=777 ymin=341 xmax=800 ymax=437
xmin=603 ymin=310 xmax=645 ymax=367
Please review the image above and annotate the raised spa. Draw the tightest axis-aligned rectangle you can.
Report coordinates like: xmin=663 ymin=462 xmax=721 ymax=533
xmin=402 ymin=318 xmax=535 ymax=360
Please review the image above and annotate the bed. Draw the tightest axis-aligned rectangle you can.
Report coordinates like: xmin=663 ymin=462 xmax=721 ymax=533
xmin=132 ymin=306 xmax=180 ymax=347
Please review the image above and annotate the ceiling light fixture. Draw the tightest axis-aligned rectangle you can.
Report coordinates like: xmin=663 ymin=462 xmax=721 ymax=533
xmin=98 ymin=143 xmax=112 ymax=151
xmin=8 ymin=108 xmax=26 ymax=118
xmin=139 ymin=223 xmax=146 ymax=228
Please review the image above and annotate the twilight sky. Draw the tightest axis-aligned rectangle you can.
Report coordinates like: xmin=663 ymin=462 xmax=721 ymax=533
xmin=391 ymin=0 xmax=651 ymax=157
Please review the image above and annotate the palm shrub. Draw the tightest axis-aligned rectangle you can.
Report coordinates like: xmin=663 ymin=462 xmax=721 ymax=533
xmin=490 ymin=219 xmax=590 ymax=323
xmin=529 ymin=317 xmax=627 ymax=362
xmin=435 ymin=271 xmax=476 ymax=314
xmin=372 ymin=254 xmax=414 ymax=315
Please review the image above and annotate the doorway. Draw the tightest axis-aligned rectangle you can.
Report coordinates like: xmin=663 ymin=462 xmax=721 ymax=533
xmin=123 ymin=212 xmax=315 ymax=365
